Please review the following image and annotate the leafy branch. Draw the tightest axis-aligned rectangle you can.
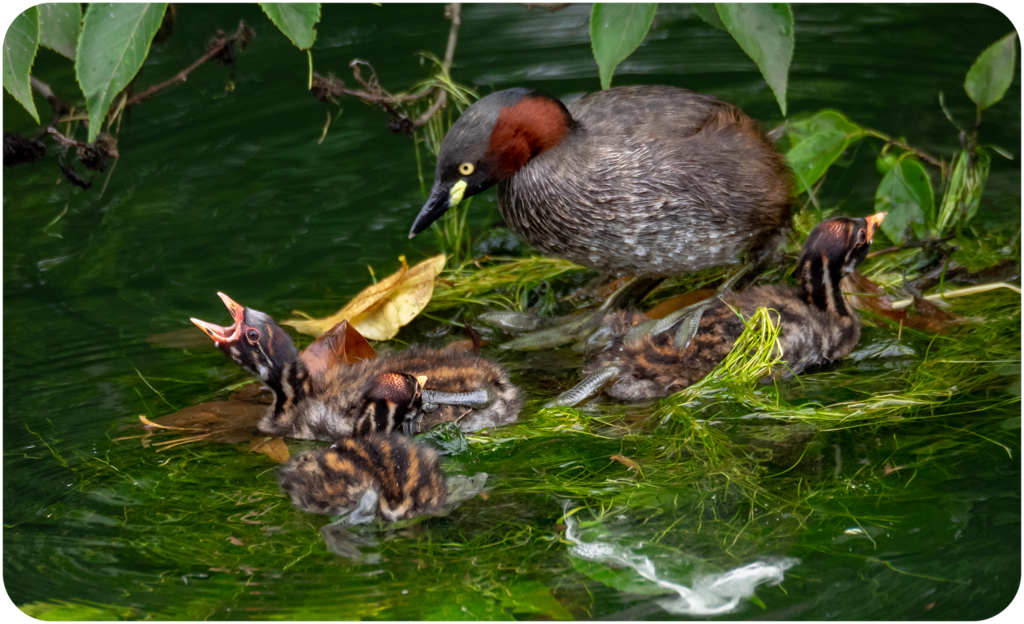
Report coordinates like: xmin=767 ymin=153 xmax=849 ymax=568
xmin=127 ymin=21 xmax=256 ymax=106
xmin=309 ymin=3 xmax=464 ymax=135
xmin=592 ymin=3 xmax=794 ymax=115
xmin=783 ymin=32 xmax=1016 ymax=246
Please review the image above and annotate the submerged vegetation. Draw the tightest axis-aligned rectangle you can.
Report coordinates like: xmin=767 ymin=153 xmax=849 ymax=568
xmin=4 ymin=4 xmax=1019 ymax=620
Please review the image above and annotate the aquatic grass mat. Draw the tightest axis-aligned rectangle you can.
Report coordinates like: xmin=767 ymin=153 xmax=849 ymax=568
xmin=14 ymin=238 xmax=1019 ymax=620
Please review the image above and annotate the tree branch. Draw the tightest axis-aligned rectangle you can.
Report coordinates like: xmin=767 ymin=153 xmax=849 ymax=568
xmin=30 ymin=76 xmax=71 ymax=128
xmin=413 ymin=3 xmax=461 ymax=127
xmin=311 ymin=3 xmax=463 ymax=134
xmin=127 ymin=21 xmax=255 ymax=107
xmin=863 ymin=130 xmax=946 ymax=174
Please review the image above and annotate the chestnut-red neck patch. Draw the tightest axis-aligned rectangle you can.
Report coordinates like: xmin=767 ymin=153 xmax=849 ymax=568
xmin=486 ymin=96 xmax=570 ymax=179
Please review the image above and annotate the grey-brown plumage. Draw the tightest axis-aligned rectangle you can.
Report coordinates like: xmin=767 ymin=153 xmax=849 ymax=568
xmin=411 ymin=86 xmax=793 ymax=277
xmin=278 ymin=346 xmax=522 ymax=439
xmin=582 ymin=214 xmax=886 ymax=400
xmin=191 ymin=294 xmax=523 ymax=441
xmin=277 ymin=434 xmax=447 ymax=520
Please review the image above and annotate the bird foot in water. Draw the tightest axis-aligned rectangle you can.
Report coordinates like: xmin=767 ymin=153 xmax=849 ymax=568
xmin=544 ymin=365 xmax=620 ymax=408
xmin=479 ymin=276 xmax=663 ymax=351
xmin=626 ymin=262 xmax=758 ymax=349
xmin=420 ymin=388 xmax=493 ymax=409
xmin=409 ymin=388 xmax=495 ymax=435
xmin=620 ymin=296 xmax=719 ymax=350
xmin=483 ymin=307 xmax=602 ymax=350
xmin=333 ymin=487 xmax=380 ymax=527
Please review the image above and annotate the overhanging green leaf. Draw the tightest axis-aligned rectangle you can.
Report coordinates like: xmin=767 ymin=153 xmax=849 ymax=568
xmin=76 ymin=3 xmax=168 ymax=143
xmin=785 ymin=110 xmax=864 ymax=194
xmin=897 ymin=158 xmax=935 ymax=229
xmin=786 ymin=109 xmax=862 ymax=143
xmin=260 ymin=3 xmax=321 ymax=50
xmin=786 ymin=130 xmax=848 ymax=195
xmin=716 ymin=3 xmax=794 ymax=116
xmin=691 ymin=3 xmax=726 ymax=31
xmin=965 ymin=32 xmax=1017 ymax=111
xmin=3 ymin=7 xmax=41 ymax=123
xmin=38 ymin=3 xmax=81 ymax=60
xmin=875 ymin=158 xmax=934 ymax=244
xmin=590 ymin=3 xmax=658 ymax=90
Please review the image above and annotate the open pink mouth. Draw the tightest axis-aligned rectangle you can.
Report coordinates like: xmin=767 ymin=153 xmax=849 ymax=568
xmin=190 ymin=292 xmax=245 ymax=344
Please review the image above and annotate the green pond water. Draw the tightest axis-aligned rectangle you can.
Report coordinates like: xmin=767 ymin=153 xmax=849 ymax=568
xmin=3 ymin=3 xmax=1021 ymax=620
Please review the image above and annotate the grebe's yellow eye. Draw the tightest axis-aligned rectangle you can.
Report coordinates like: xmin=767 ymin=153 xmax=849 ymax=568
xmin=458 ymin=162 xmax=475 ymax=176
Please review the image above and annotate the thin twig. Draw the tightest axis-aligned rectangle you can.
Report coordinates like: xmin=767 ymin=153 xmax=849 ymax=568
xmin=127 ymin=21 xmax=252 ymax=106
xmin=314 ymin=4 xmax=462 ymax=131
xmin=890 ymin=282 xmax=1022 ymax=310
xmin=30 ymin=76 xmax=72 ymax=129
xmin=47 ymin=126 xmax=85 ymax=149
xmin=413 ymin=3 xmax=461 ymax=127
xmin=863 ymin=130 xmax=946 ymax=174
xmin=865 ymin=235 xmax=955 ymax=259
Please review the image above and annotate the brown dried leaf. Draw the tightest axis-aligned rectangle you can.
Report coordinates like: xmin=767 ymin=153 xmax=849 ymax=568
xmin=283 ymin=254 xmax=447 ymax=340
xmin=842 ymin=271 xmax=967 ymax=332
xmin=444 ymin=337 xmax=491 ymax=353
xmin=908 ymin=295 xmax=965 ymax=332
xmin=229 ymin=383 xmax=274 ymax=405
xmin=138 ymin=414 xmax=204 ymax=432
xmin=140 ymin=399 xmax=290 ymax=462
xmin=249 ymin=436 xmax=290 ymax=463
xmin=299 ymin=319 xmax=377 ymax=377
xmin=645 ymin=289 xmax=718 ymax=320
xmin=146 ymin=328 xmax=215 ymax=349
xmin=149 ymin=399 xmax=263 ymax=436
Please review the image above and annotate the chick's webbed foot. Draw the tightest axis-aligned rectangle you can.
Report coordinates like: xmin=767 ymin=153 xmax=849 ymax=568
xmin=636 ymin=263 xmax=756 ymax=349
xmin=480 ymin=276 xmax=662 ymax=351
xmin=334 ymin=487 xmax=380 ymax=527
xmin=625 ymin=296 xmax=718 ymax=350
xmin=544 ymin=365 xmax=620 ymax=408
xmin=420 ymin=388 xmax=493 ymax=409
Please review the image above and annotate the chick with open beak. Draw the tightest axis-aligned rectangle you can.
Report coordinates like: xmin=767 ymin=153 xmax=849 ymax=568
xmin=191 ymin=292 xmax=292 ymax=384
xmin=190 ymin=293 xmax=524 ymax=439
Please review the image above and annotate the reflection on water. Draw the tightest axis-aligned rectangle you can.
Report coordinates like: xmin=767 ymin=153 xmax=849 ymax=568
xmin=564 ymin=507 xmax=800 ymax=616
xmin=3 ymin=2 xmax=1020 ymax=620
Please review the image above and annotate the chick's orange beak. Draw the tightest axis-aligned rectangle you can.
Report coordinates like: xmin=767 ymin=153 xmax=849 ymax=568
xmin=190 ymin=317 xmax=236 ymax=343
xmin=864 ymin=212 xmax=886 ymax=242
xmin=190 ymin=292 xmax=245 ymax=344
xmin=217 ymin=292 xmax=245 ymax=324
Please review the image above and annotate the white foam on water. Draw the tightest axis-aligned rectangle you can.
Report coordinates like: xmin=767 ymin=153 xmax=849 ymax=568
xmin=564 ymin=512 xmax=800 ymax=616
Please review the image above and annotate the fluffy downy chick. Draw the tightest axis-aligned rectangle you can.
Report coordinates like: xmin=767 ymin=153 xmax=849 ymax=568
xmin=277 ymin=434 xmax=447 ymax=521
xmin=191 ymin=294 xmax=523 ymax=440
xmin=575 ymin=213 xmax=887 ymax=401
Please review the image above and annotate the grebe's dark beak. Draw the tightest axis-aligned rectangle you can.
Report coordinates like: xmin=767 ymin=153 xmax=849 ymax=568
xmin=409 ymin=180 xmax=467 ymax=238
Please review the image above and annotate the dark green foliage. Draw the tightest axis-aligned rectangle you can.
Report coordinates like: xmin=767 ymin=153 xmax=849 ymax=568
xmin=965 ymin=32 xmax=1017 ymax=111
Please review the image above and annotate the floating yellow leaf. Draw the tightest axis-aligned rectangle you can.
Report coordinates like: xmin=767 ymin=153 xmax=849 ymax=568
xmin=283 ymin=254 xmax=446 ymax=340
